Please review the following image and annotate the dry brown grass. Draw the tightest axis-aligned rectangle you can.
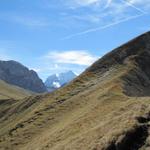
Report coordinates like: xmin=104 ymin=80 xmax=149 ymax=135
xmin=0 ymin=80 xmax=33 ymax=100
xmin=0 ymin=63 xmax=150 ymax=150
xmin=1 ymin=32 xmax=150 ymax=150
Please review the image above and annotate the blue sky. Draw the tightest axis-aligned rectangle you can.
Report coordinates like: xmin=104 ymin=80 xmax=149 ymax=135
xmin=0 ymin=0 xmax=150 ymax=81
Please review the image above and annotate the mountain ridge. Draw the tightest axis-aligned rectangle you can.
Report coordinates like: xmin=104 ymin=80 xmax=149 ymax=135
xmin=86 ymin=31 xmax=150 ymax=74
xmin=0 ymin=60 xmax=47 ymax=93
xmin=1 ymin=32 xmax=150 ymax=150
xmin=83 ymin=31 xmax=150 ymax=96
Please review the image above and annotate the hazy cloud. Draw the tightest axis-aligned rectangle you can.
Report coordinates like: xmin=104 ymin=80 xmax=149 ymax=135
xmin=61 ymin=0 xmax=147 ymax=39
xmin=45 ymin=50 xmax=98 ymax=66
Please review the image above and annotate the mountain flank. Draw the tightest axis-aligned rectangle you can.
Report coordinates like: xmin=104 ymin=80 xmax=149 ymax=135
xmin=85 ymin=31 xmax=150 ymax=96
xmin=0 ymin=79 xmax=33 ymax=100
xmin=0 ymin=60 xmax=47 ymax=93
xmin=1 ymin=32 xmax=150 ymax=150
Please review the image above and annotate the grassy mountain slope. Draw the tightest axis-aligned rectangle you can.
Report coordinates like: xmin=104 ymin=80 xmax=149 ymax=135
xmin=1 ymin=32 xmax=150 ymax=150
xmin=0 ymin=79 xmax=33 ymax=100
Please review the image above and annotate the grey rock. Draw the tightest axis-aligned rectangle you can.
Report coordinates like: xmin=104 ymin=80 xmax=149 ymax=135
xmin=0 ymin=60 xmax=47 ymax=93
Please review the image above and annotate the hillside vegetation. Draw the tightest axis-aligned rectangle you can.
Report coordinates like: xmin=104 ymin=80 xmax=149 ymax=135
xmin=1 ymin=32 xmax=150 ymax=150
xmin=0 ymin=79 xmax=33 ymax=100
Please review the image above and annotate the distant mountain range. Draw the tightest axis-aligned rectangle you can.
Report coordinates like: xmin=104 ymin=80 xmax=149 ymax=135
xmin=45 ymin=71 xmax=77 ymax=92
xmin=0 ymin=60 xmax=77 ymax=93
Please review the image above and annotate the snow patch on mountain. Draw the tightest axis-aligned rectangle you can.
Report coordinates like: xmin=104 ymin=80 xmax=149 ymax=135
xmin=45 ymin=71 xmax=77 ymax=92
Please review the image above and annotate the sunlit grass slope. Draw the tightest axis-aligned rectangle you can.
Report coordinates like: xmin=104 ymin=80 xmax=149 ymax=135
xmin=0 ymin=79 xmax=33 ymax=100
xmin=1 ymin=32 xmax=150 ymax=150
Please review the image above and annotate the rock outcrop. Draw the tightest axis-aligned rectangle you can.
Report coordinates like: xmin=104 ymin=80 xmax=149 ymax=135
xmin=0 ymin=60 xmax=46 ymax=93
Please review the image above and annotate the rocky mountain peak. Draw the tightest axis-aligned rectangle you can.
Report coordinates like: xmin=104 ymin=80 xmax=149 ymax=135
xmin=45 ymin=70 xmax=77 ymax=92
xmin=0 ymin=60 xmax=47 ymax=93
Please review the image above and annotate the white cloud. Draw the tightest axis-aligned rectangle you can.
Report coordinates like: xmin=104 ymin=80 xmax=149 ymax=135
xmin=68 ymin=0 xmax=112 ymax=8
xmin=73 ymin=0 xmax=100 ymax=6
xmin=76 ymin=0 xmax=99 ymax=4
xmin=127 ymin=0 xmax=150 ymax=6
xmin=130 ymin=0 xmax=150 ymax=10
xmin=70 ymin=0 xmax=150 ymax=10
xmin=61 ymin=0 xmax=148 ymax=39
xmin=31 ymin=68 xmax=42 ymax=73
xmin=121 ymin=0 xmax=147 ymax=13
xmin=63 ymin=13 xmax=143 ymax=40
xmin=45 ymin=50 xmax=98 ymax=66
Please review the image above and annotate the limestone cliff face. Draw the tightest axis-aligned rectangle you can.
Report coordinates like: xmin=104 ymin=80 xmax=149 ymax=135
xmin=0 ymin=60 xmax=46 ymax=93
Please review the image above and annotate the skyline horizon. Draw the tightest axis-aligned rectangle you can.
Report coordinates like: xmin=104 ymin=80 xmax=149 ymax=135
xmin=0 ymin=0 xmax=149 ymax=80
xmin=1 ymin=30 xmax=150 ymax=81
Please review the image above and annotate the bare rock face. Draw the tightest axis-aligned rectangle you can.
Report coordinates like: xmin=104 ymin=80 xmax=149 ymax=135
xmin=0 ymin=60 xmax=47 ymax=93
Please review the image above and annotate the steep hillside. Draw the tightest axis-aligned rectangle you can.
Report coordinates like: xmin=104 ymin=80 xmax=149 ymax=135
xmin=86 ymin=31 xmax=150 ymax=96
xmin=0 ymin=79 xmax=33 ymax=100
xmin=0 ymin=60 xmax=47 ymax=93
xmin=1 ymin=32 xmax=150 ymax=150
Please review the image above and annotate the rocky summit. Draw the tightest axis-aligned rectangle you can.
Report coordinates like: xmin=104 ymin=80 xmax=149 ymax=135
xmin=45 ymin=71 xmax=77 ymax=92
xmin=0 ymin=60 xmax=47 ymax=93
